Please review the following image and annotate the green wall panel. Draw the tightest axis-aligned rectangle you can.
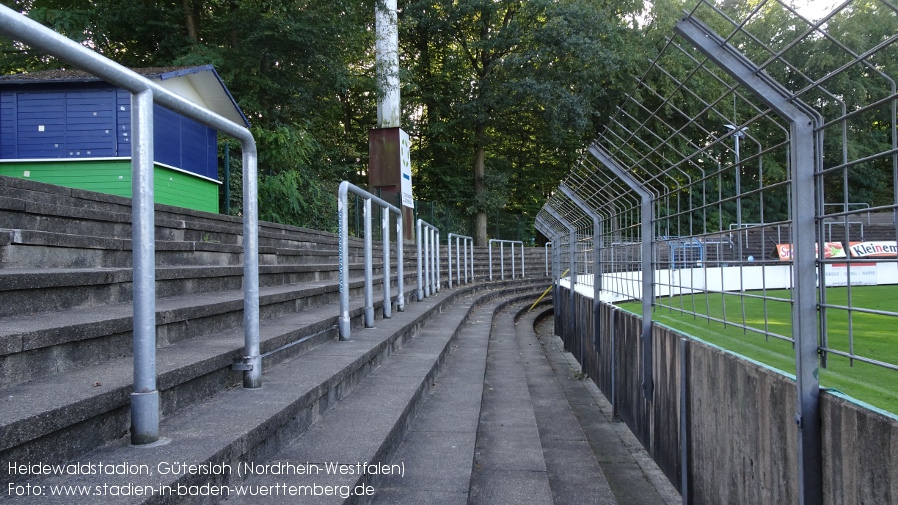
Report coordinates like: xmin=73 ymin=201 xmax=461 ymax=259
xmin=0 ymin=159 xmax=219 ymax=213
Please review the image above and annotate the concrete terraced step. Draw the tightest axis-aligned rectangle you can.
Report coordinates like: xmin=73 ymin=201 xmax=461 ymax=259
xmin=0 ymin=263 xmax=389 ymax=318
xmin=0 ymin=276 xmax=424 ymax=478
xmin=370 ymin=294 xmax=534 ymax=504
xmin=0 ymin=272 xmax=415 ymax=388
xmin=221 ymin=290 xmax=544 ymax=505
xmin=0 ymin=227 xmax=375 ymax=269
xmin=1 ymin=282 xmax=543 ymax=505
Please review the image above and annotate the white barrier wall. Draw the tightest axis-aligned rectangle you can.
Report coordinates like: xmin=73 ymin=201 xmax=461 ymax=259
xmin=559 ymin=262 xmax=898 ymax=302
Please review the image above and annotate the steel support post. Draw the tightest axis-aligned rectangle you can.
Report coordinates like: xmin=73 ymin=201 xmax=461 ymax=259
xmin=130 ymin=89 xmax=159 ymax=445
xmin=424 ymin=227 xmax=431 ymax=296
xmin=489 ymin=241 xmax=494 ymax=281
xmin=363 ymin=198 xmax=375 ymax=327
xmin=500 ymin=242 xmax=505 ymax=280
xmin=448 ymin=234 xmax=454 ymax=288
xmin=535 ymin=221 xmax=560 ymax=336
xmin=676 ymin=15 xmax=823 ymax=504
xmin=544 ymin=207 xmax=577 ymax=362
xmin=241 ymin=143 xmax=261 ymax=390
xmin=339 ymin=184 xmax=352 ymax=339
xmin=396 ymin=212 xmax=405 ymax=312
xmin=560 ymin=185 xmax=605 ymax=353
xmin=417 ymin=219 xmax=425 ymax=301
xmin=511 ymin=242 xmax=516 ymax=279
xmin=469 ymin=239 xmax=475 ymax=283
xmin=382 ymin=206 xmax=392 ymax=319
xmin=433 ymin=228 xmax=440 ymax=293
xmin=588 ymin=145 xmax=654 ymax=399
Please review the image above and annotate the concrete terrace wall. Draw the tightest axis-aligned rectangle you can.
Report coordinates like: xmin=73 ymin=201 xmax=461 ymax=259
xmin=555 ymin=285 xmax=898 ymax=505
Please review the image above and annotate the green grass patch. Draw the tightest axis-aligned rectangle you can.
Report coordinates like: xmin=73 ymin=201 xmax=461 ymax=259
xmin=619 ymin=285 xmax=898 ymax=414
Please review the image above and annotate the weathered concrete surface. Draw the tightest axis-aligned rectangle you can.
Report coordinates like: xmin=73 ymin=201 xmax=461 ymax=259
xmin=821 ymin=393 xmax=898 ymax=505
xmin=555 ymin=285 xmax=898 ymax=505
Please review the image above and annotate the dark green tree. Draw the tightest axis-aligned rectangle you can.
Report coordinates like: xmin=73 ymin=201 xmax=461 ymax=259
xmin=401 ymin=0 xmax=644 ymax=245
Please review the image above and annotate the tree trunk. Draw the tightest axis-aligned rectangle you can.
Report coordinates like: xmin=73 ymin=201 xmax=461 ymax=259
xmin=473 ymin=122 xmax=488 ymax=246
xmin=183 ymin=0 xmax=199 ymax=43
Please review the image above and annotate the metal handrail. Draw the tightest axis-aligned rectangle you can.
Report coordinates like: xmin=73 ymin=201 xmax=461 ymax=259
xmin=417 ymin=219 xmax=440 ymax=300
xmin=447 ymin=233 xmax=474 ymax=288
xmin=488 ymin=239 xmax=525 ymax=280
xmin=545 ymin=241 xmax=553 ymax=276
xmin=0 ymin=6 xmax=260 ymax=444
xmin=338 ymin=182 xmax=404 ymax=341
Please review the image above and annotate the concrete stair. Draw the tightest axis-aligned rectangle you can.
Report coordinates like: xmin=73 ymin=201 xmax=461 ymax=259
xmin=1 ymin=175 xmax=567 ymax=504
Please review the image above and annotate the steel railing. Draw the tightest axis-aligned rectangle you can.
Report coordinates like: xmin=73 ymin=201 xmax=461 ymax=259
xmin=447 ymin=233 xmax=474 ymax=288
xmin=488 ymin=239 xmax=525 ymax=280
xmin=0 ymin=5 xmax=261 ymax=445
xmin=416 ymin=219 xmax=440 ymax=300
xmin=338 ymin=181 xmax=404 ymax=341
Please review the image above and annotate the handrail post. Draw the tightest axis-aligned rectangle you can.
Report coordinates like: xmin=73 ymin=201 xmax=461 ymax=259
xmin=338 ymin=183 xmax=351 ymax=339
xmin=469 ymin=239 xmax=474 ymax=283
xmin=462 ymin=239 xmax=474 ymax=284
xmin=363 ymin=198 xmax=374 ymax=327
xmin=510 ymin=242 xmax=515 ymax=279
xmin=455 ymin=236 xmax=460 ymax=285
xmin=489 ymin=240 xmax=494 ymax=280
xmin=130 ymin=88 xmax=158 ymax=445
xmin=435 ymin=229 xmax=441 ymax=293
xmin=424 ymin=225 xmax=431 ymax=297
xmin=396 ymin=211 xmax=405 ymax=312
xmin=448 ymin=234 xmax=454 ymax=288
xmin=417 ymin=219 xmax=424 ymax=301
xmin=500 ymin=242 xmax=505 ymax=280
xmin=382 ymin=204 xmax=392 ymax=319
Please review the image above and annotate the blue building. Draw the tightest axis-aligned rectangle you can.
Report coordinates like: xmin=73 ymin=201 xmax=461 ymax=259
xmin=0 ymin=65 xmax=248 ymax=213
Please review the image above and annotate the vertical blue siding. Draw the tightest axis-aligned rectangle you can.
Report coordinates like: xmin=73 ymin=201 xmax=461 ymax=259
xmin=0 ymin=84 xmax=217 ymax=180
xmin=62 ymin=90 xmax=116 ymax=156
xmin=116 ymin=89 xmax=130 ymax=157
xmin=1 ymin=92 xmax=14 ymax=158
xmin=153 ymin=104 xmax=182 ymax=168
xmin=15 ymin=92 xmax=66 ymax=158
xmin=152 ymin=104 xmax=217 ymax=179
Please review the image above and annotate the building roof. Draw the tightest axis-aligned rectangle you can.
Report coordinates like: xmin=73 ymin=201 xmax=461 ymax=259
xmin=0 ymin=65 xmax=249 ymax=128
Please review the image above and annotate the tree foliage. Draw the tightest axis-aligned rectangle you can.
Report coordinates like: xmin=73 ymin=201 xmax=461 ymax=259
xmin=4 ymin=0 xmax=891 ymax=240
xmin=400 ymin=0 xmax=644 ymax=244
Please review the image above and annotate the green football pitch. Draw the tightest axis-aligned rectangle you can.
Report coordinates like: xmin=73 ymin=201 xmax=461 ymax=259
xmin=618 ymin=284 xmax=898 ymax=415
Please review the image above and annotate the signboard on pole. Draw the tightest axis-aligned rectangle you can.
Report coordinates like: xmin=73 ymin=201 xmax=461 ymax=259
xmin=400 ymin=128 xmax=413 ymax=208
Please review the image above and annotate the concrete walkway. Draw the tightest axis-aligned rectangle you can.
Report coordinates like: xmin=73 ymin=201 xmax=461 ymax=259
xmin=374 ymin=300 xmax=680 ymax=504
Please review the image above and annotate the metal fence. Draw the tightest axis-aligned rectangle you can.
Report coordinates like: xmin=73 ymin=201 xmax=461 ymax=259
xmin=538 ymin=1 xmax=897 ymax=503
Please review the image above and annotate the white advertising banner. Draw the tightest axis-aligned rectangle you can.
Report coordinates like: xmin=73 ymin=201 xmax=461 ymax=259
xmin=823 ymin=263 xmax=878 ymax=286
xmin=400 ymin=129 xmax=413 ymax=208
